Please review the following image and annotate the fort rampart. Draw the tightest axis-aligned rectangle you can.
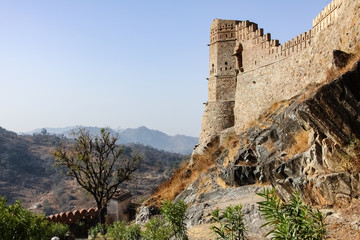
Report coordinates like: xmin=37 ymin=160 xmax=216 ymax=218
xmin=199 ymin=0 xmax=360 ymax=145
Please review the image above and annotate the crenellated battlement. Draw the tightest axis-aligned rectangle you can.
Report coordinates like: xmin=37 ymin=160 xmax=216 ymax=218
xmin=278 ymin=29 xmax=312 ymax=58
xmin=236 ymin=20 xmax=279 ymax=48
xmin=312 ymin=0 xmax=342 ymax=34
xmin=235 ymin=19 xmax=316 ymax=65
xmin=210 ymin=19 xmax=239 ymax=44
xmin=199 ymin=0 xmax=359 ymax=146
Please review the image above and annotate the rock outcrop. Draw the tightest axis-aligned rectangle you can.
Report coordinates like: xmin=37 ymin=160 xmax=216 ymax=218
xmin=219 ymin=60 xmax=360 ymax=206
xmin=175 ymin=61 xmax=360 ymax=239
xmin=142 ymin=1 xmax=360 ymax=239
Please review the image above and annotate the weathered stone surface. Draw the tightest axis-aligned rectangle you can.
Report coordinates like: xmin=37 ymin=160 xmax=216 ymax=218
xmin=199 ymin=0 xmax=360 ymax=146
xmin=243 ymin=61 xmax=360 ymax=205
xmin=233 ymin=166 xmax=258 ymax=186
xmin=159 ymin=1 xmax=360 ymax=239
xmin=181 ymin=61 xmax=360 ymax=239
xmin=183 ymin=185 xmax=270 ymax=239
xmin=333 ymin=50 xmax=353 ymax=69
xmin=135 ymin=206 xmax=150 ymax=224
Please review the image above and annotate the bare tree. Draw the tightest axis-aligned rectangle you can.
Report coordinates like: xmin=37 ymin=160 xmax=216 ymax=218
xmin=53 ymin=128 xmax=141 ymax=224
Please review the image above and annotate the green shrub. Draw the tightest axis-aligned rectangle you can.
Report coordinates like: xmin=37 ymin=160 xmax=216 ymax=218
xmin=142 ymin=216 xmax=172 ymax=240
xmin=257 ymin=188 xmax=327 ymax=240
xmin=0 ymin=195 xmax=68 ymax=240
xmin=160 ymin=199 xmax=188 ymax=240
xmin=106 ymin=221 xmax=142 ymax=240
xmin=88 ymin=200 xmax=187 ymax=240
xmin=210 ymin=205 xmax=246 ymax=240
xmin=47 ymin=222 xmax=69 ymax=240
xmin=88 ymin=223 xmax=107 ymax=239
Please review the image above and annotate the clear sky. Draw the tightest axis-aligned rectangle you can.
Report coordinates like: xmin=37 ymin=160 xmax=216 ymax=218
xmin=0 ymin=0 xmax=331 ymax=137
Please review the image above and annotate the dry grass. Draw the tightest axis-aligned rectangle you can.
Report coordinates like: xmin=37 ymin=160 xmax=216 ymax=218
xmin=245 ymin=99 xmax=293 ymax=132
xmin=146 ymin=140 xmax=224 ymax=207
xmin=294 ymin=83 xmax=322 ymax=105
xmin=326 ymin=45 xmax=360 ymax=83
xmin=264 ymin=139 xmax=275 ymax=152
xmin=216 ymin=177 xmax=229 ymax=188
xmin=221 ymin=134 xmax=240 ymax=168
xmin=196 ymin=174 xmax=214 ymax=196
xmin=348 ymin=139 xmax=360 ymax=172
xmin=260 ymin=100 xmax=293 ymax=123
xmin=147 ymin=161 xmax=190 ymax=204
xmin=284 ymin=130 xmax=310 ymax=161
xmin=222 ymin=134 xmax=239 ymax=150
xmin=335 ymin=138 xmax=360 ymax=173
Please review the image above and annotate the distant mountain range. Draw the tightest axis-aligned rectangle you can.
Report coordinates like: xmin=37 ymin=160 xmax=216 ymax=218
xmin=0 ymin=126 xmax=185 ymax=213
xmin=27 ymin=126 xmax=198 ymax=154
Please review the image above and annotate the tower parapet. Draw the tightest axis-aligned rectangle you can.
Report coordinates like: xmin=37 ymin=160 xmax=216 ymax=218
xmin=209 ymin=19 xmax=239 ymax=79
xmin=312 ymin=0 xmax=342 ymax=34
xmin=199 ymin=19 xmax=239 ymax=145
xmin=198 ymin=0 xmax=358 ymax=146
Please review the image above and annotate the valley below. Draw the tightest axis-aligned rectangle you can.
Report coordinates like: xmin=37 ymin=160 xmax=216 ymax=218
xmin=0 ymin=127 xmax=187 ymax=215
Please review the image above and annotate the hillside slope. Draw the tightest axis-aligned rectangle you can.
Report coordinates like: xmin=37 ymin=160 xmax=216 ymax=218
xmin=0 ymin=128 xmax=185 ymax=215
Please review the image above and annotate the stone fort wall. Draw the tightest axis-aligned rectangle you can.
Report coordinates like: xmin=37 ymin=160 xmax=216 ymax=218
xmin=199 ymin=0 xmax=360 ymax=145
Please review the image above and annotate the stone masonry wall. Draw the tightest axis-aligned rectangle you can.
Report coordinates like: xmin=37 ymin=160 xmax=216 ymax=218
xmin=199 ymin=101 xmax=235 ymax=144
xmin=198 ymin=0 xmax=360 ymax=145
xmin=234 ymin=0 xmax=360 ymax=134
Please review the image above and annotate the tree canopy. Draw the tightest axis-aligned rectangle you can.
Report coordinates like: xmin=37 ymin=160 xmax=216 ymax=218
xmin=54 ymin=128 xmax=141 ymax=224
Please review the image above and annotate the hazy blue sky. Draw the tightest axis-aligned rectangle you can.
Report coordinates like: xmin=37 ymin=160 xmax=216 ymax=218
xmin=0 ymin=0 xmax=331 ymax=137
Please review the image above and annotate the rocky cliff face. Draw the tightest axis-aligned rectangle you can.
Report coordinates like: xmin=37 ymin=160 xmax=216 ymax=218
xmin=217 ymin=60 xmax=360 ymax=207
xmin=142 ymin=1 xmax=360 ymax=238
xmin=171 ymin=61 xmax=360 ymax=239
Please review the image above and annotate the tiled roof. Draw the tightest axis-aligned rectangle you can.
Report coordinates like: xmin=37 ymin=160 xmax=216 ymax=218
xmin=112 ymin=189 xmax=131 ymax=201
xmin=48 ymin=208 xmax=98 ymax=224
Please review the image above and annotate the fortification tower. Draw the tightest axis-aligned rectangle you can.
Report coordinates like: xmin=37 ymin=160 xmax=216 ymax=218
xmin=199 ymin=19 xmax=240 ymax=145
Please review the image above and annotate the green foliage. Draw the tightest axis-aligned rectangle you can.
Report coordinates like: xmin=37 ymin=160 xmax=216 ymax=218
xmin=88 ymin=223 xmax=107 ymax=238
xmin=0 ymin=195 xmax=68 ymax=240
xmin=98 ymin=200 xmax=186 ymax=240
xmin=257 ymin=188 xmax=327 ymax=240
xmin=160 ymin=199 xmax=188 ymax=240
xmin=106 ymin=221 xmax=142 ymax=240
xmin=210 ymin=205 xmax=246 ymax=240
xmin=142 ymin=216 xmax=172 ymax=240
xmin=47 ymin=222 xmax=69 ymax=240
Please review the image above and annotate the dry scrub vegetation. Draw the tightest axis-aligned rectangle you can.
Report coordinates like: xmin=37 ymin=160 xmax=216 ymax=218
xmin=334 ymin=138 xmax=360 ymax=173
xmin=284 ymin=130 xmax=310 ymax=161
xmin=326 ymin=45 xmax=360 ymax=82
xmin=245 ymin=99 xmax=294 ymax=133
xmin=146 ymin=140 xmax=224 ymax=207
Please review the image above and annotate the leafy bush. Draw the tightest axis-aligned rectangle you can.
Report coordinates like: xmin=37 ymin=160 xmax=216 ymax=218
xmin=106 ymin=221 xmax=142 ymax=240
xmin=257 ymin=188 xmax=327 ymax=240
xmin=160 ymin=199 xmax=188 ymax=240
xmin=88 ymin=223 xmax=107 ymax=239
xmin=47 ymin=222 xmax=69 ymax=240
xmin=142 ymin=216 xmax=172 ymax=240
xmin=210 ymin=205 xmax=246 ymax=240
xmin=88 ymin=200 xmax=187 ymax=240
xmin=0 ymin=195 xmax=68 ymax=240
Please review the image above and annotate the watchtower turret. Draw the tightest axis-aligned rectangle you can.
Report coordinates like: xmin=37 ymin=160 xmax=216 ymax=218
xmin=208 ymin=19 xmax=239 ymax=101
xmin=199 ymin=19 xmax=240 ymax=145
